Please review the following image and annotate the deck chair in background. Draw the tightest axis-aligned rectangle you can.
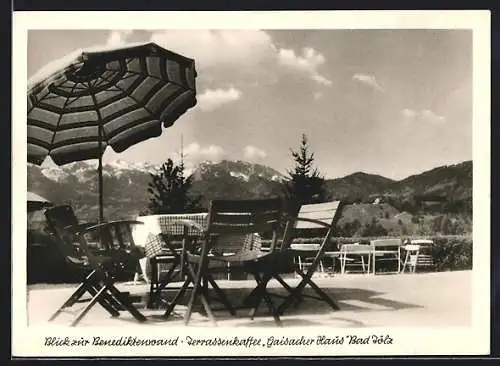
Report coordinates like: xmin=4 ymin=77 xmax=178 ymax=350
xmin=276 ymin=200 xmax=344 ymax=316
xmin=401 ymin=239 xmax=435 ymax=273
xmin=401 ymin=243 xmax=420 ymax=273
xmin=44 ymin=205 xmax=147 ymax=326
xmin=162 ymin=198 xmax=295 ymax=326
xmin=290 ymin=243 xmax=325 ymax=276
xmin=370 ymin=238 xmax=404 ymax=275
xmin=339 ymin=243 xmax=372 ymax=274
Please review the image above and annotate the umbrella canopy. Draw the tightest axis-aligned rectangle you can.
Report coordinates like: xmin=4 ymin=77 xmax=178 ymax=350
xmin=27 ymin=191 xmax=53 ymax=212
xmin=27 ymin=42 xmax=198 ymax=221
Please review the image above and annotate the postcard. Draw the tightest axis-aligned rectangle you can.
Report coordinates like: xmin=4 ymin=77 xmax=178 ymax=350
xmin=13 ymin=10 xmax=491 ymax=357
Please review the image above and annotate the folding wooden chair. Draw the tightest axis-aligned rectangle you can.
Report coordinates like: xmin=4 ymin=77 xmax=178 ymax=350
xmin=162 ymin=198 xmax=295 ymax=326
xmin=276 ymin=201 xmax=344 ymax=315
xmin=44 ymin=205 xmax=147 ymax=326
xmin=370 ymin=238 xmax=404 ymax=274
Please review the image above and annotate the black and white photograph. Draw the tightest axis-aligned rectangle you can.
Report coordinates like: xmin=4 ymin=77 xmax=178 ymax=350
xmin=12 ymin=10 xmax=490 ymax=357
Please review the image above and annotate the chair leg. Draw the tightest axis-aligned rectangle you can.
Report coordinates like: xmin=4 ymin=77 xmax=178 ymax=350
xmin=259 ymin=273 xmax=282 ymax=326
xmin=278 ymin=264 xmax=339 ymax=315
xmin=89 ymin=277 xmax=124 ymax=312
xmin=397 ymin=250 xmax=401 ymax=273
xmin=70 ymin=285 xmax=108 ymax=327
xmin=299 ymin=272 xmax=340 ymax=311
xmin=104 ymin=280 xmax=146 ymax=323
xmin=206 ymin=275 xmax=236 ymax=316
xmin=248 ymin=272 xmax=266 ymax=319
xmin=184 ymin=261 xmax=202 ymax=325
xmin=184 ymin=262 xmax=216 ymax=326
xmin=48 ymin=271 xmax=97 ymax=322
xmin=148 ymin=259 xmax=158 ymax=309
xmin=87 ymin=285 xmax=120 ymax=317
xmin=150 ymin=259 xmax=181 ymax=309
xmin=249 ymin=297 xmax=262 ymax=320
xmin=242 ymin=286 xmax=260 ymax=307
xmin=163 ymin=276 xmax=191 ymax=319
xmin=273 ymin=274 xmax=295 ymax=295
xmin=249 ymin=273 xmax=280 ymax=324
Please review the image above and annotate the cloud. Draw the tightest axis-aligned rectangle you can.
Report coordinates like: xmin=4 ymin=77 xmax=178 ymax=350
xmin=183 ymin=143 xmax=226 ymax=164
xmin=314 ymin=92 xmax=323 ymax=100
xmin=197 ymin=87 xmax=242 ymax=111
xmin=243 ymin=146 xmax=267 ymax=161
xmin=151 ymin=30 xmax=275 ymax=69
xmin=401 ymin=108 xmax=446 ymax=123
xmin=106 ymin=30 xmax=133 ymax=47
xmin=277 ymin=47 xmax=332 ymax=86
xmin=352 ymin=73 xmax=384 ymax=91
xmin=150 ymin=30 xmax=331 ymax=87
xmin=421 ymin=109 xmax=446 ymax=123
xmin=401 ymin=108 xmax=417 ymax=118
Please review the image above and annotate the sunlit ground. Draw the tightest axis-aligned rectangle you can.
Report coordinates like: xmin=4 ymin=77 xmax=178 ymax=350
xmin=25 ymin=270 xmax=472 ymax=328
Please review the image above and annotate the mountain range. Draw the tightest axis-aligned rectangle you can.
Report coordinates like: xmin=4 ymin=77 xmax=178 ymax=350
xmin=27 ymin=159 xmax=472 ymax=224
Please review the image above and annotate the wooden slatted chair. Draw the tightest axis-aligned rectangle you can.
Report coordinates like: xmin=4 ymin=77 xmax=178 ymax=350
xmin=162 ymin=198 xmax=296 ymax=326
xmin=276 ymin=200 xmax=344 ymax=315
xmin=44 ymin=205 xmax=147 ymax=326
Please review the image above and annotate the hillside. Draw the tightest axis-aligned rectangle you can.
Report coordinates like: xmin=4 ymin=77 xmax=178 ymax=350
xmin=325 ymin=172 xmax=395 ymax=201
xmin=27 ymin=159 xmax=473 ymax=234
xmin=389 ymin=160 xmax=472 ymax=200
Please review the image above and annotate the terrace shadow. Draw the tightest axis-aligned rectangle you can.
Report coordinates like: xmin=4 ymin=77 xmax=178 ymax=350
xmin=154 ymin=285 xmax=423 ymax=320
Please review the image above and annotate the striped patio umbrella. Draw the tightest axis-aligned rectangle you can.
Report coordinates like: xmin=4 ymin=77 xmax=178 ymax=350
xmin=27 ymin=42 xmax=197 ymax=222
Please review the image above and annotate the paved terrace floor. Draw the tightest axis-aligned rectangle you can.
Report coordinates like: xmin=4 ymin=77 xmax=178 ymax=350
xmin=26 ymin=270 xmax=471 ymax=328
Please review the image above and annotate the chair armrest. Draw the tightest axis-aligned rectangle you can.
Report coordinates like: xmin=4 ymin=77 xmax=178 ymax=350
xmin=74 ymin=220 xmax=144 ymax=235
xmin=63 ymin=222 xmax=98 ymax=234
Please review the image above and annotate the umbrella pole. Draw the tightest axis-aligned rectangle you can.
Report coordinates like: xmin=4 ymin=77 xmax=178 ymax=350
xmin=98 ymin=154 xmax=104 ymax=223
xmin=91 ymin=87 xmax=105 ymax=224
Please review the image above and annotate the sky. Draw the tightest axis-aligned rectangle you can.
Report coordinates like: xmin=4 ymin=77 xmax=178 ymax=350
xmin=27 ymin=29 xmax=472 ymax=180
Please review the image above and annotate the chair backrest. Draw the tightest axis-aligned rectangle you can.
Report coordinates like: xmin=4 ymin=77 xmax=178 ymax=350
xmin=45 ymin=205 xmax=79 ymax=236
xmin=206 ymin=198 xmax=283 ymax=252
xmin=404 ymin=244 xmax=421 ymax=252
xmin=295 ymin=201 xmax=342 ymax=229
xmin=370 ymin=238 xmax=403 ymax=250
xmin=207 ymin=199 xmax=282 ymax=234
xmin=282 ymin=200 xmax=343 ymax=252
xmin=340 ymin=243 xmax=372 ymax=254
xmin=44 ymin=205 xmax=89 ymax=264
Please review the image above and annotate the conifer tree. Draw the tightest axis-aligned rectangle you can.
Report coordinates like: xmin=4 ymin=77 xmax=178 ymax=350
xmin=284 ymin=133 xmax=329 ymax=214
xmin=147 ymin=158 xmax=201 ymax=214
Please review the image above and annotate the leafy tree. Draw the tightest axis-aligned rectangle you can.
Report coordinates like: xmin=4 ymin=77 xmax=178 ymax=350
xmin=283 ymin=133 xmax=330 ymax=214
xmin=147 ymin=158 xmax=202 ymax=214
